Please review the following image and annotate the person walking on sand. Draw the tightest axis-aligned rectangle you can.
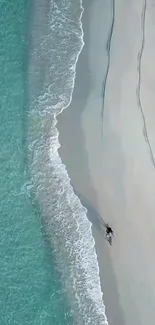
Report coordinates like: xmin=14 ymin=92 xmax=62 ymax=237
xmin=105 ymin=223 xmax=114 ymax=245
xmin=105 ymin=223 xmax=113 ymax=237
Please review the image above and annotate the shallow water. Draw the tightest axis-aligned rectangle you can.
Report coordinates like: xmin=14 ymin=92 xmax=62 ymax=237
xmin=0 ymin=1 xmax=72 ymax=324
xmin=0 ymin=0 xmax=107 ymax=324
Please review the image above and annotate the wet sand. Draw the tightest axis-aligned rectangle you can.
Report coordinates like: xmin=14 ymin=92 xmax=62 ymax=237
xmin=58 ymin=0 xmax=155 ymax=324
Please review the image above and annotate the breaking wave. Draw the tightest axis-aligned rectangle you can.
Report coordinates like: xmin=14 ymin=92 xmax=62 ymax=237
xmin=27 ymin=0 xmax=108 ymax=324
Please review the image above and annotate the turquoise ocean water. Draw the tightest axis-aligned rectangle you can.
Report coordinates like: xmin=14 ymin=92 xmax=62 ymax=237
xmin=0 ymin=0 xmax=107 ymax=324
xmin=0 ymin=1 xmax=72 ymax=324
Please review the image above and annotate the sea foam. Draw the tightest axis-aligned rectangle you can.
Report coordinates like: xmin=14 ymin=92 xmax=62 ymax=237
xmin=27 ymin=0 xmax=108 ymax=324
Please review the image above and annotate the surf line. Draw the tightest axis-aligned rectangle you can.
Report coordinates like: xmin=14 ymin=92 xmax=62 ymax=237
xmin=136 ymin=0 xmax=155 ymax=168
xmin=100 ymin=0 xmax=115 ymax=139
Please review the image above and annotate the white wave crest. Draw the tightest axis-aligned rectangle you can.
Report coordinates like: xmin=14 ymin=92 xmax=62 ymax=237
xmin=27 ymin=0 xmax=108 ymax=323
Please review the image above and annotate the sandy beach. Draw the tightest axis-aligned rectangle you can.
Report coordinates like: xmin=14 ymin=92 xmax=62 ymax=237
xmin=58 ymin=0 xmax=155 ymax=324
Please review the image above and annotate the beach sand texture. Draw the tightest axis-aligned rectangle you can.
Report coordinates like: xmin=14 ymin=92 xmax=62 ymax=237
xmin=58 ymin=0 xmax=155 ymax=324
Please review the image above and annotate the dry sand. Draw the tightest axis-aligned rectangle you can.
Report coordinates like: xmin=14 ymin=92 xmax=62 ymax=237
xmin=58 ymin=0 xmax=155 ymax=324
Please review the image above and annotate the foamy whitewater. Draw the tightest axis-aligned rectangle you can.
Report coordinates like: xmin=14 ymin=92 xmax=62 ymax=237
xmin=27 ymin=0 xmax=108 ymax=323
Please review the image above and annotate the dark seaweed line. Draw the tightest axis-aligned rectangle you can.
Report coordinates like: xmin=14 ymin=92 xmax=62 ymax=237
xmin=136 ymin=0 xmax=155 ymax=167
xmin=101 ymin=0 xmax=115 ymax=139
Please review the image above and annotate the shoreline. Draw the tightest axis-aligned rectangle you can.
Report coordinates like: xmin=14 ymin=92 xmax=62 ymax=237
xmin=57 ymin=0 xmax=124 ymax=324
xmin=58 ymin=0 xmax=155 ymax=324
